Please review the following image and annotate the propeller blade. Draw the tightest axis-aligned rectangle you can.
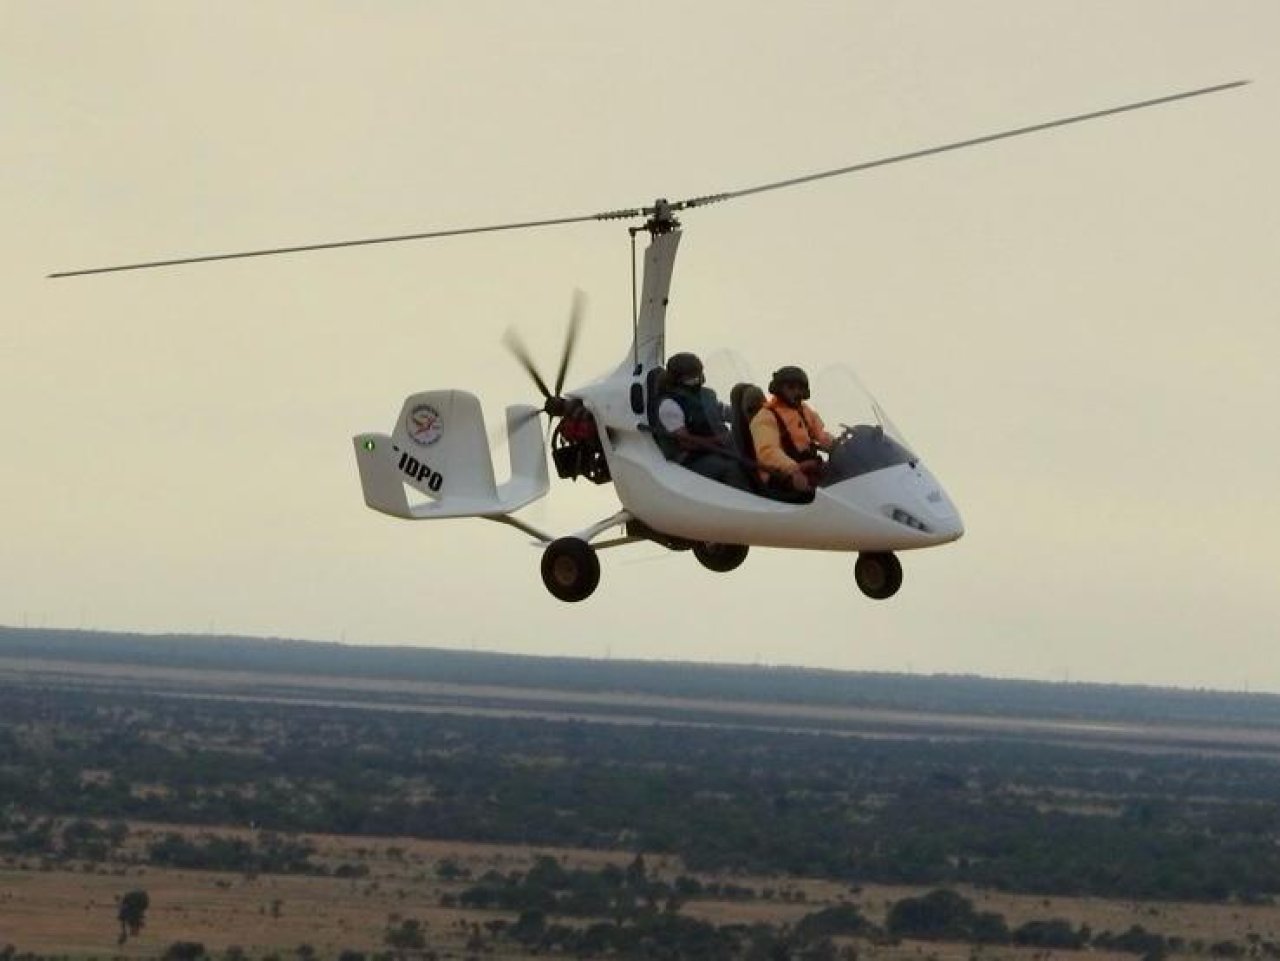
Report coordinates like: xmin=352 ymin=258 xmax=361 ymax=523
xmin=553 ymin=290 xmax=585 ymax=398
xmin=487 ymin=405 xmax=543 ymax=456
xmin=502 ymin=327 xmax=553 ymax=401
xmin=669 ymin=80 xmax=1249 ymax=212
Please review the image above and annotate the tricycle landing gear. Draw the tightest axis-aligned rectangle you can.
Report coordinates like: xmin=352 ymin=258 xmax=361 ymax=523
xmin=540 ymin=537 xmax=600 ymax=602
xmin=693 ymin=542 xmax=750 ymax=573
xmin=855 ymin=551 xmax=902 ymax=600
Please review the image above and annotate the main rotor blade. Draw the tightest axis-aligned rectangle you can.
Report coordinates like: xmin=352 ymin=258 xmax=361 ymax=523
xmin=49 ymin=80 xmax=1245 ymax=279
xmin=553 ymin=290 xmax=585 ymax=398
xmin=670 ymin=80 xmax=1250 ymax=212
xmin=502 ymin=327 xmax=553 ymax=401
xmin=49 ymin=208 xmax=645 ymax=279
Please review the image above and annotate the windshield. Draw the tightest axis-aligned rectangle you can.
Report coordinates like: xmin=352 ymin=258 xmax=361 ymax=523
xmin=810 ymin=366 xmax=917 ymax=487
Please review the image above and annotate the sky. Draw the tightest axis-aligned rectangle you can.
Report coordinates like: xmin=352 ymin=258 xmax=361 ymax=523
xmin=4 ymin=2 xmax=1278 ymax=692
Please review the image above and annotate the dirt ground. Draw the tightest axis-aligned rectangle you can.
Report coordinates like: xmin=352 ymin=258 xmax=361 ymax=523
xmin=4 ymin=823 xmax=1279 ymax=960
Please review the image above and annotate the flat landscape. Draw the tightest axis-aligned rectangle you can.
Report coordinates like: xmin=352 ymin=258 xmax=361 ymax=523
xmin=8 ymin=827 xmax=1280 ymax=960
xmin=4 ymin=629 xmax=1280 ymax=960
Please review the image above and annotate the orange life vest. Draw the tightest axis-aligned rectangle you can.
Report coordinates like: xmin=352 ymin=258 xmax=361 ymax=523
xmin=764 ymin=398 xmax=828 ymax=461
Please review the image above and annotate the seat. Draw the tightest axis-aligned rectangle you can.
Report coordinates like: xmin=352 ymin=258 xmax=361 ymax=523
xmin=645 ymin=366 xmax=665 ymax=430
xmin=643 ymin=366 xmax=679 ymax=460
xmin=728 ymin=383 xmax=766 ymax=493
xmin=730 ymin=382 xmax=813 ymax=504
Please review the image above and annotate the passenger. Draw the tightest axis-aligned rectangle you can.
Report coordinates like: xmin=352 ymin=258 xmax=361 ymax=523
xmin=749 ymin=365 xmax=833 ymax=494
xmin=654 ymin=352 xmax=751 ymax=491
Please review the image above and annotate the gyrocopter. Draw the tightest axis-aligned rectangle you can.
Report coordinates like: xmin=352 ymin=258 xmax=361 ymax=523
xmin=52 ymin=81 xmax=1246 ymax=603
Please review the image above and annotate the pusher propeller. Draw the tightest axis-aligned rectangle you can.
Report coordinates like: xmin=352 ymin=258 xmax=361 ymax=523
xmin=503 ymin=291 xmax=586 ymax=421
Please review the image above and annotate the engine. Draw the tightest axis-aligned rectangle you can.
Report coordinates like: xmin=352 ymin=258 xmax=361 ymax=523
xmin=551 ymin=410 xmax=610 ymax=484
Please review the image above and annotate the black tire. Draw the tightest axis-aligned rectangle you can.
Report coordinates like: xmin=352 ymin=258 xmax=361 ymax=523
xmin=540 ymin=537 xmax=601 ymax=602
xmin=693 ymin=542 xmax=750 ymax=573
xmin=854 ymin=551 xmax=903 ymax=600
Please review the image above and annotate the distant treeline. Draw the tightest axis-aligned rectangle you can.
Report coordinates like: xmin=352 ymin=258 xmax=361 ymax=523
xmin=2 ymin=626 xmax=1279 ymax=728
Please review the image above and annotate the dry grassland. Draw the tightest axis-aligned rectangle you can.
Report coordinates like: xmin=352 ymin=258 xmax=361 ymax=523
xmin=2 ymin=825 xmax=678 ymax=959
xmin=5 ymin=823 xmax=1280 ymax=960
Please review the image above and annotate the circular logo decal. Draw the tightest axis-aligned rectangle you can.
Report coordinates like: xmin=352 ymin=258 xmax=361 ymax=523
xmin=406 ymin=403 xmax=443 ymax=446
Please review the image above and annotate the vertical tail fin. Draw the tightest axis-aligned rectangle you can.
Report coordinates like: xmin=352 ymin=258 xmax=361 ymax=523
xmin=391 ymin=390 xmax=496 ymax=500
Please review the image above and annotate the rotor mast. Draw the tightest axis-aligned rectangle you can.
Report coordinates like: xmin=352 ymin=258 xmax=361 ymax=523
xmin=622 ymin=200 xmax=684 ymax=375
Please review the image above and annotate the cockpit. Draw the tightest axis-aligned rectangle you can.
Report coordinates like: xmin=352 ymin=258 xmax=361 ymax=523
xmin=709 ymin=357 xmax=920 ymax=495
xmin=823 ymin=422 xmax=916 ymax=487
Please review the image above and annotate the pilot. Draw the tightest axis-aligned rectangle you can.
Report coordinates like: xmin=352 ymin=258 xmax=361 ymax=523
xmin=654 ymin=352 xmax=751 ymax=491
xmin=749 ymin=365 xmax=833 ymax=494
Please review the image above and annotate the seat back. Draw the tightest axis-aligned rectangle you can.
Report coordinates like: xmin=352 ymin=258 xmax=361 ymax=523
xmin=728 ymin=383 xmax=766 ymax=493
xmin=645 ymin=366 xmax=665 ymax=429
xmin=644 ymin=366 xmax=680 ymax=461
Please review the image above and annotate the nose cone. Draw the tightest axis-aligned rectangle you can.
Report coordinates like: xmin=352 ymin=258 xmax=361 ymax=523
xmin=905 ymin=464 xmax=964 ymax=545
xmin=818 ymin=461 xmax=963 ymax=550
xmin=929 ymin=504 xmax=965 ymax=543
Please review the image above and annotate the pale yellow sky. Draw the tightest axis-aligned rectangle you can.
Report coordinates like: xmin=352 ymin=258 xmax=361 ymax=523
xmin=4 ymin=2 xmax=1278 ymax=690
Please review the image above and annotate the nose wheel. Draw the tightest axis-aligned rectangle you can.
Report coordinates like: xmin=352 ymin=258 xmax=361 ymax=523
xmin=541 ymin=537 xmax=601 ymax=602
xmin=855 ymin=551 xmax=902 ymax=600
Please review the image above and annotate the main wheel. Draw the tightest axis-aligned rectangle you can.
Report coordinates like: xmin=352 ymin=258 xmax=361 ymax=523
xmin=693 ymin=542 xmax=750 ymax=573
xmin=854 ymin=551 xmax=903 ymax=600
xmin=540 ymin=537 xmax=601 ymax=602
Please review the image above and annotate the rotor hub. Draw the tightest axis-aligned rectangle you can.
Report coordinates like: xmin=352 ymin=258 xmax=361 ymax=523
xmin=644 ymin=198 xmax=680 ymax=235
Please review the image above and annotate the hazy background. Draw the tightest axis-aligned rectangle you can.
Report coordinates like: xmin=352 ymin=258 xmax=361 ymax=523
xmin=5 ymin=2 xmax=1277 ymax=690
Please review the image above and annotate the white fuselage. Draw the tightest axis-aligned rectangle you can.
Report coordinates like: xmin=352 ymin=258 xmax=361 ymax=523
xmin=566 ymin=225 xmax=964 ymax=552
xmin=579 ymin=380 xmax=962 ymax=551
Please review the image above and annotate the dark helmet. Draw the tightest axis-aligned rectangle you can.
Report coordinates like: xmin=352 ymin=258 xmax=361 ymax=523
xmin=666 ymin=352 xmax=705 ymax=385
xmin=769 ymin=365 xmax=810 ymax=399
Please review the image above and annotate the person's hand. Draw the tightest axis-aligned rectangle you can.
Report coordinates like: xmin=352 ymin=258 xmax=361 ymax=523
xmin=798 ymin=459 xmax=824 ymax=480
xmin=791 ymin=471 xmax=812 ymax=493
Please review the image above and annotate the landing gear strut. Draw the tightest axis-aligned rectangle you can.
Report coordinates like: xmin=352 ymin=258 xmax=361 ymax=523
xmin=855 ymin=551 xmax=902 ymax=600
xmin=540 ymin=537 xmax=601 ymax=602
